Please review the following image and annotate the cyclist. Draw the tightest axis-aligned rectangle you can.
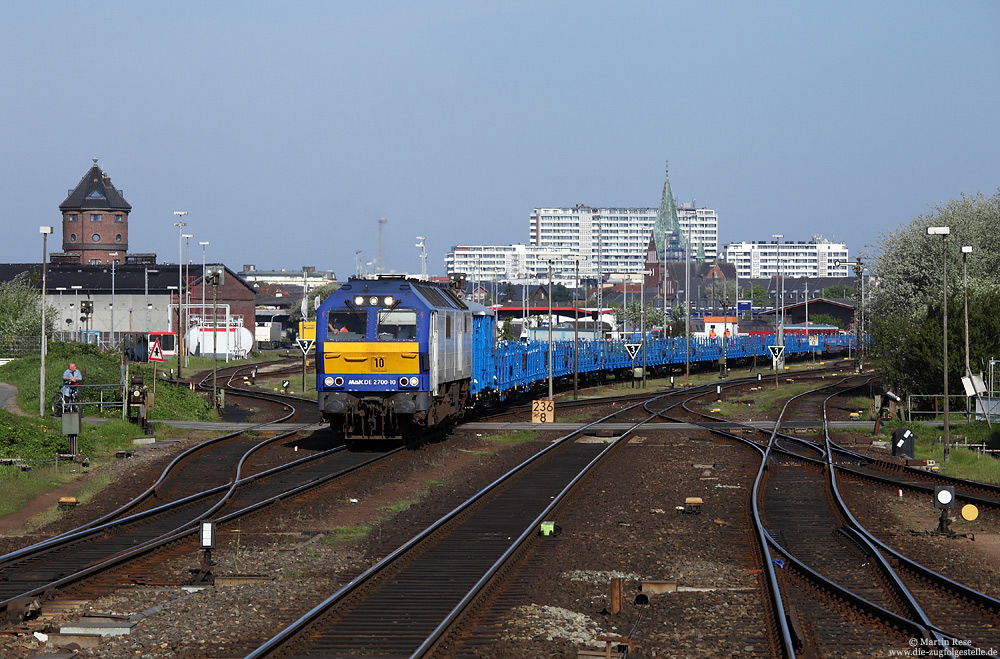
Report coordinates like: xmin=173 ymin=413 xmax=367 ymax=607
xmin=61 ymin=362 xmax=83 ymax=405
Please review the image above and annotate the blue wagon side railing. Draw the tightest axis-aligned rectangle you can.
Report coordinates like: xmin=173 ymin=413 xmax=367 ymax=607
xmin=474 ymin=329 xmax=855 ymax=399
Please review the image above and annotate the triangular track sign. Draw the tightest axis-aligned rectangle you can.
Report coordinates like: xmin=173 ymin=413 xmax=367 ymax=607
xmin=625 ymin=343 xmax=641 ymax=360
xmin=148 ymin=339 xmax=164 ymax=362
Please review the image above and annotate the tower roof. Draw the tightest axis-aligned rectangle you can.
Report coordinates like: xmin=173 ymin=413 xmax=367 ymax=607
xmin=59 ymin=162 xmax=131 ymax=212
xmin=652 ymin=166 xmax=681 ymax=253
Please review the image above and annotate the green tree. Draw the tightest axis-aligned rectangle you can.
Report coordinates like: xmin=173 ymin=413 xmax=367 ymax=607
xmin=869 ymin=188 xmax=1000 ymax=395
xmin=500 ymin=318 xmax=515 ymax=342
xmin=748 ymin=285 xmax=770 ymax=308
xmin=0 ymin=272 xmax=52 ymax=340
xmin=552 ymin=284 xmax=574 ymax=304
xmin=822 ymin=284 xmax=853 ymax=299
xmin=288 ymin=283 xmax=341 ymax=325
xmin=808 ymin=313 xmax=842 ymax=329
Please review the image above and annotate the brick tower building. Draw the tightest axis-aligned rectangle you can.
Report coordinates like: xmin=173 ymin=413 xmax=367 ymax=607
xmin=52 ymin=160 xmax=132 ymax=265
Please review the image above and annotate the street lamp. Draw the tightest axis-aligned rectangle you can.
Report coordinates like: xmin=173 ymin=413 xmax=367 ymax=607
xmin=355 ymin=251 xmax=362 ymax=279
xmin=199 ymin=241 xmax=210 ymax=326
xmin=183 ymin=234 xmax=193 ymax=367
xmin=685 ymin=223 xmax=691 ymax=377
xmin=109 ymin=252 xmax=119 ymax=346
xmin=144 ymin=268 xmax=159 ymax=334
xmin=771 ymin=234 xmax=784 ymax=369
xmin=548 ymin=259 xmax=554 ymax=400
xmin=55 ymin=287 xmax=67 ymax=335
xmin=72 ymin=285 xmax=82 ymax=340
xmin=39 ymin=226 xmax=53 ymax=417
xmin=173 ymin=211 xmax=188 ymax=379
xmin=962 ymin=246 xmax=972 ymax=379
xmin=928 ymin=225 xmax=951 ymax=462
xmin=416 ymin=237 xmax=427 ymax=280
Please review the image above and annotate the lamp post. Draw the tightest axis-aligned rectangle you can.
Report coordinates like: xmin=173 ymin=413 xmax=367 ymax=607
xmin=200 ymin=241 xmax=210 ymax=326
xmin=574 ymin=259 xmax=579 ymax=400
xmin=685 ymin=223 xmax=691 ymax=378
xmin=547 ymin=260 xmax=553 ymax=401
xmin=72 ymin=286 xmax=82 ymax=340
xmin=571 ymin=256 xmax=589 ymax=399
xmin=355 ymin=251 xmax=362 ymax=279
xmin=173 ymin=211 xmax=188 ymax=379
xmin=416 ymin=237 xmax=427 ymax=280
xmin=39 ymin=226 xmax=53 ymax=417
xmin=55 ymin=287 xmax=66 ymax=337
xmin=962 ymin=245 xmax=972 ymax=421
xmin=109 ymin=252 xmax=119 ymax=347
xmin=182 ymin=234 xmax=193 ymax=367
xmin=928 ymin=226 xmax=951 ymax=462
xmin=961 ymin=246 xmax=972 ymax=379
xmin=771 ymin=234 xmax=784 ymax=370
xmin=144 ymin=268 xmax=158 ymax=335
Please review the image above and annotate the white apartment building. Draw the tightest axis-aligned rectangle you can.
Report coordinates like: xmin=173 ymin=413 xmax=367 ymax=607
xmin=444 ymin=244 xmax=581 ymax=282
xmin=527 ymin=203 xmax=719 ymax=277
xmin=722 ymin=237 xmax=850 ymax=279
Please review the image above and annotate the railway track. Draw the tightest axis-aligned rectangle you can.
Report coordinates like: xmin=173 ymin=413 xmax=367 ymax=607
xmin=664 ymin=375 xmax=1000 ymax=656
xmin=0 ymin=371 xmax=355 ymax=622
xmin=243 ymin=382 xmax=747 ymax=658
xmin=5 ymin=363 xmax=998 ymax=657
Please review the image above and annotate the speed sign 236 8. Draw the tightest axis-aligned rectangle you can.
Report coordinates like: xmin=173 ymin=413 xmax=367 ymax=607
xmin=532 ymin=399 xmax=555 ymax=423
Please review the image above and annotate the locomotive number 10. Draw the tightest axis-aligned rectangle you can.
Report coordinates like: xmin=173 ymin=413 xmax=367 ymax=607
xmin=371 ymin=356 xmax=386 ymax=372
xmin=532 ymin=399 xmax=555 ymax=424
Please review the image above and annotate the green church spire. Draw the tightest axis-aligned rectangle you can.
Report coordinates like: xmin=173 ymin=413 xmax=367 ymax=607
xmin=653 ymin=163 xmax=682 ymax=253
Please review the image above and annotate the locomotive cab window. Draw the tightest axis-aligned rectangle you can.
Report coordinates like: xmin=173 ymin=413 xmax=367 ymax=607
xmin=377 ymin=310 xmax=417 ymax=341
xmin=327 ymin=310 xmax=366 ymax=341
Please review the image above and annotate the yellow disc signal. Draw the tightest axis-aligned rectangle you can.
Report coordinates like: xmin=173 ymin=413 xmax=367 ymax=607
xmin=961 ymin=504 xmax=979 ymax=522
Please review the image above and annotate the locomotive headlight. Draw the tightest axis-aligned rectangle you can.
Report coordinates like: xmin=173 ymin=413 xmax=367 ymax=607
xmin=409 ymin=377 xmax=419 ymax=387
xmin=369 ymin=296 xmax=378 ymax=305
xmin=383 ymin=296 xmax=394 ymax=306
xmin=324 ymin=376 xmax=335 ymax=387
xmin=354 ymin=295 xmax=365 ymax=306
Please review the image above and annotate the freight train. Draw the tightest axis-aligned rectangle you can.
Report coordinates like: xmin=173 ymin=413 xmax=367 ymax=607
xmin=314 ymin=276 xmax=852 ymax=442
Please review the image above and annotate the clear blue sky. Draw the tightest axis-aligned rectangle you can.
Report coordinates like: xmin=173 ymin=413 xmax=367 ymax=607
xmin=3 ymin=1 xmax=998 ymax=277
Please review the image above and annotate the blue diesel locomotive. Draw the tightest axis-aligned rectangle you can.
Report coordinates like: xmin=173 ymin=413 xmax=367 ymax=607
xmin=314 ymin=277 xmax=853 ymax=441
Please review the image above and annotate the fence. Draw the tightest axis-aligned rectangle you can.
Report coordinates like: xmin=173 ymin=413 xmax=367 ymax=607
xmin=53 ymin=382 xmax=126 ymax=419
xmin=0 ymin=336 xmax=43 ymax=360
xmin=906 ymin=394 xmax=986 ymax=423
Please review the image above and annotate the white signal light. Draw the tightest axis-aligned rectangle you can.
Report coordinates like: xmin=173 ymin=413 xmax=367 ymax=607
xmin=369 ymin=296 xmax=378 ymax=305
xmin=324 ymin=376 xmax=334 ymax=387
xmin=383 ymin=296 xmax=394 ymax=306
xmin=409 ymin=377 xmax=419 ymax=387
xmin=934 ymin=486 xmax=955 ymax=509
xmin=354 ymin=295 xmax=364 ymax=305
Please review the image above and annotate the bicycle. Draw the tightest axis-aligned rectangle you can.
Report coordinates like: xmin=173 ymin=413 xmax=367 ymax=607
xmin=50 ymin=380 xmax=80 ymax=417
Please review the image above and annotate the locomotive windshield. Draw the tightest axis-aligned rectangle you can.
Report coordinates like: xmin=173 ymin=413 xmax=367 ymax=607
xmin=377 ymin=310 xmax=417 ymax=341
xmin=326 ymin=310 xmax=366 ymax=341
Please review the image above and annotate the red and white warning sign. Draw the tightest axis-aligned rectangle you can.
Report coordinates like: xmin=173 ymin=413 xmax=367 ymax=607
xmin=149 ymin=338 xmax=164 ymax=362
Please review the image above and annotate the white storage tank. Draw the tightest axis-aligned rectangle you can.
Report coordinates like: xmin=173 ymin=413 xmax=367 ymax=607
xmin=187 ymin=325 xmax=254 ymax=358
